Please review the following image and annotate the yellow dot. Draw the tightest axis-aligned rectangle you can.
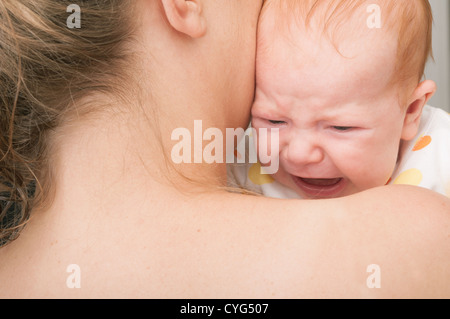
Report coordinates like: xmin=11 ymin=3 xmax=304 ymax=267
xmin=393 ymin=168 xmax=423 ymax=186
xmin=248 ymin=162 xmax=275 ymax=185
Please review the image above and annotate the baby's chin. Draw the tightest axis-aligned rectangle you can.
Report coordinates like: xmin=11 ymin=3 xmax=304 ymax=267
xmin=274 ymin=174 xmax=362 ymax=199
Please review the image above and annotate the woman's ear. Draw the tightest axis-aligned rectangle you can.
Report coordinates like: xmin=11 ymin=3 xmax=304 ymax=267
xmin=401 ymin=80 xmax=437 ymax=141
xmin=160 ymin=0 xmax=206 ymax=38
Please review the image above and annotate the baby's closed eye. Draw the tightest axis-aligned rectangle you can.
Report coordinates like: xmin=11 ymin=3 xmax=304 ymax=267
xmin=268 ymin=120 xmax=287 ymax=125
xmin=332 ymin=126 xmax=354 ymax=131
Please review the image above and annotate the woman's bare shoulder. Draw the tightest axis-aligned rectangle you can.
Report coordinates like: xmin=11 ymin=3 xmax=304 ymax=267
xmin=217 ymin=185 xmax=450 ymax=298
xmin=0 ymin=185 xmax=448 ymax=298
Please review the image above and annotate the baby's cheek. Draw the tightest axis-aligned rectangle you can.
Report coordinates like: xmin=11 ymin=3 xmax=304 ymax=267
xmin=343 ymin=156 xmax=393 ymax=190
xmin=255 ymin=129 xmax=282 ymax=175
xmin=367 ymin=143 xmax=400 ymax=186
xmin=254 ymin=128 xmax=279 ymax=157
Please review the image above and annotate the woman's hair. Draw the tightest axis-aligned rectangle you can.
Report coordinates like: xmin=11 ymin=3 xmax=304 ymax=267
xmin=0 ymin=0 xmax=138 ymax=247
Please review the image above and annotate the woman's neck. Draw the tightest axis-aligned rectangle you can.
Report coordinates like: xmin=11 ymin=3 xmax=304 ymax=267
xmin=43 ymin=18 xmax=246 ymax=209
xmin=45 ymin=95 xmax=229 ymax=212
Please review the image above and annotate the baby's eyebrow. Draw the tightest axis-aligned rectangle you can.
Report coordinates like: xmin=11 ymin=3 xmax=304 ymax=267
xmin=252 ymin=100 xmax=281 ymax=116
xmin=251 ymin=107 xmax=270 ymax=118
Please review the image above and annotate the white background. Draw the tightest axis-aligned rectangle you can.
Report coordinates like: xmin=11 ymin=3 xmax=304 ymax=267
xmin=425 ymin=0 xmax=450 ymax=111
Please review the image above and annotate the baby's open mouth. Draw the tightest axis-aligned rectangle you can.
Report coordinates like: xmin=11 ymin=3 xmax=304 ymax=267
xmin=292 ymin=176 xmax=346 ymax=198
xmin=299 ymin=178 xmax=343 ymax=186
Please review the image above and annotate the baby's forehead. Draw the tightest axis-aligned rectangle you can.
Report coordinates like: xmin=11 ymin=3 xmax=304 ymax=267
xmin=257 ymin=1 xmax=405 ymax=91
xmin=258 ymin=6 xmax=397 ymax=72
xmin=258 ymin=0 xmax=396 ymax=52
xmin=258 ymin=0 xmax=432 ymax=89
xmin=256 ymin=3 xmax=406 ymax=110
xmin=259 ymin=0 xmax=409 ymax=28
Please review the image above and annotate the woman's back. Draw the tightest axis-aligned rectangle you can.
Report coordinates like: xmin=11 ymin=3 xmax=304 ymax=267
xmin=1 ymin=181 xmax=448 ymax=298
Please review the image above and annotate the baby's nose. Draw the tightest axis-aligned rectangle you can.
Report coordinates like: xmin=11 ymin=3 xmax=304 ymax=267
xmin=282 ymin=135 xmax=325 ymax=166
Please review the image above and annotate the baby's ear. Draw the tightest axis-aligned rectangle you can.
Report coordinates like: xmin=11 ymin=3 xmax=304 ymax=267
xmin=160 ymin=0 xmax=206 ymax=38
xmin=401 ymin=80 xmax=436 ymax=141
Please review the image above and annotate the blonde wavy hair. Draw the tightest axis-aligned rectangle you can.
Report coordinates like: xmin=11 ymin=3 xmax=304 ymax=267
xmin=0 ymin=0 xmax=138 ymax=246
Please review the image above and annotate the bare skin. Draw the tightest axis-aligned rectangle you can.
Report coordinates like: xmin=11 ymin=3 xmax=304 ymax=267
xmin=0 ymin=0 xmax=448 ymax=298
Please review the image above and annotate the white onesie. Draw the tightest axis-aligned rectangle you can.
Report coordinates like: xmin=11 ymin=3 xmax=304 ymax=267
xmin=227 ymin=105 xmax=450 ymax=199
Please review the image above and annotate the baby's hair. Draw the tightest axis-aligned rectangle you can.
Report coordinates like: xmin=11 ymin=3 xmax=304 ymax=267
xmin=261 ymin=0 xmax=433 ymax=104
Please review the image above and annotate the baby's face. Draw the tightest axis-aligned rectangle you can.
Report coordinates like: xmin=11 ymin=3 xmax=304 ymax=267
xmin=252 ymin=12 xmax=410 ymax=199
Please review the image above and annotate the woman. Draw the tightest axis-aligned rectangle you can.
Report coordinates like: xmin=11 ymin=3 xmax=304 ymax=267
xmin=0 ymin=0 xmax=448 ymax=298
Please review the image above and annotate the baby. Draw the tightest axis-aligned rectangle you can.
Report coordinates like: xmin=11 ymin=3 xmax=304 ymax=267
xmin=228 ymin=0 xmax=450 ymax=199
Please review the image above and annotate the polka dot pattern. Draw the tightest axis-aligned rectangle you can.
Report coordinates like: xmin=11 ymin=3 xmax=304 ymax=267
xmin=248 ymin=162 xmax=275 ymax=185
xmin=234 ymin=150 xmax=242 ymax=161
xmin=389 ymin=134 xmax=433 ymax=188
xmin=393 ymin=168 xmax=423 ymax=186
xmin=413 ymin=135 xmax=432 ymax=151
